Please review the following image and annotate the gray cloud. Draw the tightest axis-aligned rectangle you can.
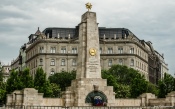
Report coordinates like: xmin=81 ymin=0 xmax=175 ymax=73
xmin=0 ymin=0 xmax=175 ymax=75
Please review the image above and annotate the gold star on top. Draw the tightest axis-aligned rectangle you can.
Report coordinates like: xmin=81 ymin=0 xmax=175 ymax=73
xmin=85 ymin=2 xmax=92 ymax=11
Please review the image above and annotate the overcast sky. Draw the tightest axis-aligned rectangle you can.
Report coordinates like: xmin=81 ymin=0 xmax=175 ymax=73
xmin=0 ymin=0 xmax=174 ymax=75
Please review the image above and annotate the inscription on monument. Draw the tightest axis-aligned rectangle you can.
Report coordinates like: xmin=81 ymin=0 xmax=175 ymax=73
xmin=87 ymin=57 xmax=99 ymax=73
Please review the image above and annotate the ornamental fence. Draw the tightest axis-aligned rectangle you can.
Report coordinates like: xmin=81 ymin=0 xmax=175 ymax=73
xmin=1 ymin=105 xmax=175 ymax=109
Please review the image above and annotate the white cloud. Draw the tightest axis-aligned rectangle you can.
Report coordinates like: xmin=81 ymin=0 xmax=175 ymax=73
xmin=0 ymin=0 xmax=175 ymax=75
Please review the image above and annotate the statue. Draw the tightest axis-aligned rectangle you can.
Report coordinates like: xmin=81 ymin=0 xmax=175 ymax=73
xmin=85 ymin=2 xmax=92 ymax=11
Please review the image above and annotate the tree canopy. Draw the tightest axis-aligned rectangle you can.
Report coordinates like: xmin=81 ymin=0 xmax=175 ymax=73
xmin=34 ymin=68 xmax=53 ymax=97
xmin=158 ymin=73 xmax=175 ymax=98
xmin=49 ymin=71 xmax=76 ymax=91
xmin=102 ymin=65 xmax=157 ymax=98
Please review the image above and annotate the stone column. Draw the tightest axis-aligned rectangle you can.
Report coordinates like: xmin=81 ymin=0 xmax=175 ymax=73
xmin=77 ymin=12 xmax=101 ymax=79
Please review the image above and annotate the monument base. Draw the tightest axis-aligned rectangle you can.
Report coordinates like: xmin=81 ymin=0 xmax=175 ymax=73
xmin=62 ymin=78 xmax=116 ymax=106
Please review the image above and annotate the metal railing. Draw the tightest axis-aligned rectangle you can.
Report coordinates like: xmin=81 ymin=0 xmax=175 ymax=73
xmin=1 ymin=105 xmax=175 ymax=109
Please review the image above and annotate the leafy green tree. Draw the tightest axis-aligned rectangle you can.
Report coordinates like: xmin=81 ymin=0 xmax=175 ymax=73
xmin=147 ymin=82 xmax=158 ymax=96
xmin=49 ymin=71 xmax=76 ymax=91
xmin=158 ymin=73 xmax=174 ymax=98
xmin=19 ymin=68 xmax=34 ymax=88
xmin=6 ymin=70 xmax=23 ymax=94
xmin=0 ymin=73 xmax=3 ymax=82
xmin=130 ymin=77 xmax=148 ymax=98
xmin=50 ymin=83 xmax=61 ymax=98
xmin=103 ymin=65 xmax=149 ymax=98
xmin=34 ymin=68 xmax=53 ymax=97
xmin=0 ymin=81 xmax=6 ymax=103
xmin=115 ymin=84 xmax=130 ymax=98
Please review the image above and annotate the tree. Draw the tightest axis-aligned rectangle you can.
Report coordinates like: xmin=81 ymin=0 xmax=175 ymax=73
xmin=0 ymin=81 xmax=6 ymax=103
xmin=0 ymin=73 xmax=3 ymax=82
xmin=158 ymin=73 xmax=174 ymax=98
xmin=103 ymin=65 xmax=149 ymax=98
xmin=6 ymin=70 xmax=23 ymax=94
xmin=49 ymin=71 xmax=76 ymax=91
xmin=34 ymin=68 xmax=53 ymax=97
xmin=130 ymin=77 xmax=148 ymax=98
xmin=147 ymin=82 xmax=158 ymax=96
xmin=115 ymin=84 xmax=130 ymax=98
xmin=50 ymin=83 xmax=61 ymax=98
xmin=19 ymin=68 xmax=34 ymax=88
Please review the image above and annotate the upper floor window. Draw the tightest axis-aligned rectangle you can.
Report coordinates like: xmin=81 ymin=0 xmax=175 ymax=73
xmin=51 ymin=47 xmax=56 ymax=53
xmin=72 ymin=59 xmax=77 ymax=66
xmin=130 ymin=48 xmax=134 ymax=54
xmin=100 ymin=47 xmax=102 ymax=54
xmin=130 ymin=59 xmax=134 ymax=66
xmin=50 ymin=59 xmax=55 ymax=66
xmin=40 ymin=47 xmax=44 ymax=53
xmin=72 ymin=47 xmax=77 ymax=53
xmin=40 ymin=59 xmax=43 ymax=66
xmin=107 ymin=48 xmax=113 ymax=54
xmin=61 ymin=47 xmax=66 ymax=53
xmin=119 ymin=59 xmax=123 ymax=65
xmin=118 ymin=47 xmax=123 ymax=54
xmin=61 ymin=59 xmax=65 ymax=66
xmin=108 ymin=59 xmax=112 ymax=67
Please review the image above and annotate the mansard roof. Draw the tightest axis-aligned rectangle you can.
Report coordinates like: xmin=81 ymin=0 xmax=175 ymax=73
xmin=42 ymin=27 xmax=136 ymax=39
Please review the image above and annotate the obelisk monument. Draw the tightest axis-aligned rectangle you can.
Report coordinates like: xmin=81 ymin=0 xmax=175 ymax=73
xmin=76 ymin=3 xmax=101 ymax=79
xmin=62 ymin=3 xmax=115 ymax=106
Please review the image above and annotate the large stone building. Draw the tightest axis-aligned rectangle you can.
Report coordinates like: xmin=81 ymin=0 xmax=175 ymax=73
xmin=1 ymin=64 xmax=11 ymax=82
xmin=11 ymin=18 xmax=168 ymax=84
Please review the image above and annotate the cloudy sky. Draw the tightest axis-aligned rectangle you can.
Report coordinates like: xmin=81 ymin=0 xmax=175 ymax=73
xmin=0 ymin=0 xmax=174 ymax=75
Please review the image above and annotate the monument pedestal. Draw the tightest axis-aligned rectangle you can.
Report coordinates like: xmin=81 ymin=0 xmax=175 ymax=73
xmin=62 ymin=78 xmax=115 ymax=106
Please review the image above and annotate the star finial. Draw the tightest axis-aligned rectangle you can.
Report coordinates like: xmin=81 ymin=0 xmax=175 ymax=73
xmin=85 ymin=2 xmax=92 ymax=11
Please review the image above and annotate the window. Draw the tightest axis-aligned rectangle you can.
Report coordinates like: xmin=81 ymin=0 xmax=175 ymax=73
xmin=61 ymin=59 xmax=65 ymax=66
xmin=100 ymin=47 xmax=102 ymax=54
xmin=72 ymin=47 xmax=77 ymax=53
xmin=35 ymin=59 xmax=37 ymax=67
xmin=130 ymin=59 xmax=134 ymax=66
xmin=40 ymin=59 xmax=43 ymax=66
xmin=40 ymin=47 xmax=44 ymax=53
xmin=72 ymin=59 xmax=77 ymax=66
xmin=118 ymin=47 xmax=123 ymax=54
xmin=119 ymin=59 xmax=123 ymax=65
xmin=50 ymin=68 xmax=55 ymax=75
xmin=61 ymin=47 xmax=66 ymax=53
xmin=50 ymin=59 xmax=55 ymax=66
xmin=107 ymin=48 xmax=113 ymax=54
xmin=108 ymin=59 xmax=112 ymax=66
xmin=50 ymin=47 xmax=56 ymax=53
xmin=129 ymin=48 xmax=134 ymax=54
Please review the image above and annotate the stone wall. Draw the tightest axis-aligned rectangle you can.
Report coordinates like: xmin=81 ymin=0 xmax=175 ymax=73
xmin=42 ymin=98 xmax=63 ymax=106
xmin=115 ymin=99 xmax=141 ymax=106
xmin=6 ymin=88 xmax=175 ymax=107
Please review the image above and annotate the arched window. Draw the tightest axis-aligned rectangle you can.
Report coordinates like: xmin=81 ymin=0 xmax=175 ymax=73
xmin=40 ymin=59 xmax=43 ymax=66
xmin=130 ymin=59 xmax=134 ymax=66
xmin=51 ymin=59 xmax=55 ymax=66
xmin=61 ymin=59 xmax=65 ymax=66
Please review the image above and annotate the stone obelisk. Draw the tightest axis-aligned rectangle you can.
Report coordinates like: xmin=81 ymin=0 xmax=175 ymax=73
xmin=62 ymin=3 xmax=115 ymax=106
xmin=76 ymin=11 xmax=101 ymax=79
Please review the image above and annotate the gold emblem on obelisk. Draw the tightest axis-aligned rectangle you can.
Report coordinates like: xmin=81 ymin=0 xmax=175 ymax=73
xmin=85 ymin=2 xmax=92 ymax=11
xmin=89 ymin=48 xmax=96 ymax=56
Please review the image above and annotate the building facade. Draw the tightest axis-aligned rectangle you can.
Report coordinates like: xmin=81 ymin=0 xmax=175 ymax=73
xmin=11 ymin=27 xmax=168 ymax=84
xmin=24 ymin=27 xmax=150 ymax=79
xmin=1 ymin=65 xmax=11 ymax=82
